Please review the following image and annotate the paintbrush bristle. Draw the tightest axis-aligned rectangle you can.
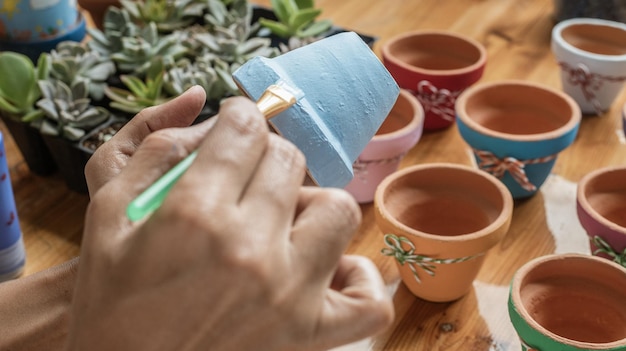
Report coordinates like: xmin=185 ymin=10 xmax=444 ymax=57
xmin=256 ymin=80 xmax=303 ymax=119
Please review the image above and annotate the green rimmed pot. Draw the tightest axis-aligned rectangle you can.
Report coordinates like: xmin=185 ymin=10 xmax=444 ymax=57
xmin=508 ymin=253 xmax=626 ymax=351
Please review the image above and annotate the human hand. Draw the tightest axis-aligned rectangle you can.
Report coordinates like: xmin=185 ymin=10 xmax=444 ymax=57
xmin=67 ymin=93 xmax=393 ymax=351
xmin=84 ymin=85 xmax=210 ymax=196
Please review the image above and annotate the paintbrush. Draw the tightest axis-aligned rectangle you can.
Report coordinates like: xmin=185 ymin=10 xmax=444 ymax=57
xmin=126 ymin=80 xmax=304 ymax=222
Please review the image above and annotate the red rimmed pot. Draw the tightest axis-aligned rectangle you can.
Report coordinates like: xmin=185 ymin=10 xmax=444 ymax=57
xmin=374 ymin=163 xmax=513 ymax=302
xmin=508 ymin=253 xmax=626 ymax=351
xmin=577 ymin=165 xmax=626 ymax=268
xmin=344 ymin=89 xmax=424 ymax=203
xmin=381 ymin=30 xmax=486 ymax=131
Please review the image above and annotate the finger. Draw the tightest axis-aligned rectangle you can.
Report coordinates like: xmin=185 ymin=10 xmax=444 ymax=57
xmin=291 ymin=187 xmax=361 ymax=281
xmin=239 ymin=134 xmax=306 ymax=240
xmin=96 ymin=119 xmax=216 ymax=219
xmin=314 ymin=255 xmax=394 ymax=350
xmin=85 ymin=85 xmax=207 ymax=195
xmin=177 ymin=96 xmax=269 ymax=207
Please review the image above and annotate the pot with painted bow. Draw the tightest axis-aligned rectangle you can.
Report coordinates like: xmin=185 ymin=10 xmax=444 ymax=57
xmin=577 ymin=165 xmax=626 ymax=269
xmin=381 ymin=30 xmax=486 ymax=131
xmin=552 ymin=17 xmax=626 ymax=115
xmin=374 ymin=163 xmax=513 ymax=302
xmin=456 ymin=80 xmax=581 ymax=199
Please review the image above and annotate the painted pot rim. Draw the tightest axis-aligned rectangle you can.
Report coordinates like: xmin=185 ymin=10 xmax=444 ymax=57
xmin=577 ymin=165 xmax=626 ymax=235
xmin=367 ymin=89 xmax=424 ymax=144
xmin=380 ymin=30 xmax=487 ymax=77
xmin=553 ymin=17 xmax=626 ymax=62
xmin=510 ymin=253 xmax=626 ymax=349
xmin=0 ymin=11 xmax=84 ymax=45
xmin=374 ymin=162 xmax=513 ymax=243
xmin=456 ymin=80 xmax=581 ymax=142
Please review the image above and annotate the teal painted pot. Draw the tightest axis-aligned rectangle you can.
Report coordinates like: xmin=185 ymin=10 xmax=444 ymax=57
xmin=456 ymin=80 xmax=581 ymax=199
xmin=0 ymin=11 xmax=85 ymax=62
xmin=0 ymin=0 xmax=78 ymax=42
xmin=508 ymin=253 xmax=626 ymax=351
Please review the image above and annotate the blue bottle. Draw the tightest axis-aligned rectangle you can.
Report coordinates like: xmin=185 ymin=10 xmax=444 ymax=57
xmin=0 ymin=131 xmax=26 ymax=281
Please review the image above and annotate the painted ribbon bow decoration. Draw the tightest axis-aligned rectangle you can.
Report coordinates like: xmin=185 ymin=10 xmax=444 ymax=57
xmin=558 ymin=61 xmax=626 ymax=115
xmin=592 ymin=235 xmax=626 ymax=268
xmin=473 ymin=149 xmax=556 ymax=192
xmin=381 ymin=234 xmax=481 ymax=283
xmin=352 ymin=153 xmax=406 ymax=182
xmin=413 ymin=80 xmax=460 ymax=122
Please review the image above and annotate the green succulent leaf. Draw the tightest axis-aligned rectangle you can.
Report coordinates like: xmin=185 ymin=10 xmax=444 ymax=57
xmin=21 ymin=109 xmax=44 ymax=123
xmin=289 ymin=8 xmax=321 ymax=30
xmin=258 ymin=18 xmax=291 ymax=38
xmin=0 ymin=52 xmax=38 ymax=112
xmin=294 ymin=0 xmax=314 ymax=9
xmin=0 ymin=96 xmax=21 ymax=114
xmin=297 ymin=18 xmax=332 ymax=38
xmin=120 ymin=75 xmax=148 ymax=97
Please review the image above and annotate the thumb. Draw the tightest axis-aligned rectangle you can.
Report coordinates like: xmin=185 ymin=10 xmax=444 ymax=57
xmin=315 ymin=255 xmax=394 ymax=350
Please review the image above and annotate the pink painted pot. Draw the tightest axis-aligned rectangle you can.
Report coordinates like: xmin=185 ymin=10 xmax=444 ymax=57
xmin=381 ymin=30 xmax=487 ymax=131
xmin=577 ymin=165 xmax=626 ymax=268
xmin=344 ymin=89 xmax=424 ymax=203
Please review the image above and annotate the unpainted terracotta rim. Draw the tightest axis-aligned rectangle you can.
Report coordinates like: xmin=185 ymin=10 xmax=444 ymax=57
xmin=511 ymin=253 xmax=626 ymax=348
xmin=371 ymin=89 xmax=424 ymax=142
xmin=380 ymin=30 xmax=487 ymax=76
xmin=374 ymin=162 xmax=514 ymax=243
xmin=577 ymin=165 xmax=626 ymax=234
xmin=553 ymin=17 xmax=626 ymax=61
xmin=455 ymin=80 xmax=581 ymax=141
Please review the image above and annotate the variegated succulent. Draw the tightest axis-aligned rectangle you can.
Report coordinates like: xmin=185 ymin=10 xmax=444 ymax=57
xmin=46 ymin=41 xmax=116 ymax=101
xmin=120 ymin=0 xmax=206 ymax=33
xmin=34 ymin=80 xmax=110 ymax=141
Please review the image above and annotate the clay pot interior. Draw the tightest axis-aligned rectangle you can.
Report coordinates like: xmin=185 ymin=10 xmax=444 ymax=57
xmin=579 ymin=167 xmax=626 ymax=229
xmin=513 ymin=255 xmax=626 ymax=345
xmin=459 ymin=82 xmax=579 ymax=137
xmin=561 ymin=23 xmax=626 ymax=55
xmin=378 ymin=165 xmax=508 ymax=236
xmin=383 ymin=32 xmax=484 ymax=73
xmin=374 ymin=89 xmax=422 ymax=137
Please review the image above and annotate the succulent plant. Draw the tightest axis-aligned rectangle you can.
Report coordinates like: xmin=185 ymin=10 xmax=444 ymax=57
xmin=278 ymin=34 xmax=320 ymax=53
xmin=46 ymin=41 xmax=116 ymax=101
xmin=110 ymin=21 xmax=188 ymax=76
xmin=204 ymin=0 xmax=251 ymax=30
xmin=0 ymin=52 xmax=49 ymax=122
xmin=120 ymin=0 xmax=206 ymax=33
xmin=33 ymin=80 xmax=111 ymax=141
xmin=87 ymin=7 xmax=139 ymax=59
xmin=105 ymin=58 xmax=170 ymax=114
xmin=259 ymin=0 xmax=332 ymax=39
xmin=163 ymin=57 xmax=229 ymax=101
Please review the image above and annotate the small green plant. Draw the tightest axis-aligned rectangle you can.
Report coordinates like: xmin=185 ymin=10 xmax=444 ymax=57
xmin=105 ymin=58 xmax=170 ymax=114
xmin=164 ymin=58 xmax=228 ymax=102
xmin=34 ymin=80 xmax=110 ymax=141
xmin=120 ymin=0 xmax=206 ymax=33
xmin=259 ymin=0 xmax=332 ymax=39
xmin=0 ymin=52 xmax=49 ymax=122
xmin=46 ymin=41 xmax=116 ymax=101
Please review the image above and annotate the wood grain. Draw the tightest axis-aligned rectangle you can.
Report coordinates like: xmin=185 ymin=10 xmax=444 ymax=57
xmin=2 ymin=0 xmax=625 ymax=350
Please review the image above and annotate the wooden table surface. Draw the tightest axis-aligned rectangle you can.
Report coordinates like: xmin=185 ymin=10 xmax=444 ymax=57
xmin=2 ymin=0 xmax=626 ymax=350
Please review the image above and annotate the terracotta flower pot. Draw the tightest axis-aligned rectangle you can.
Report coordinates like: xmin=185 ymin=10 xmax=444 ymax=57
xmin=77 ymin=0 xmax=120 ymax=30
xmin=456 ymin=80 xmax=581 ymax=199
xmin=344 ymin=89 xmax=424 ymax=203
xmin=0 ymin=132 xmax=26 ymax=282
xmin=374 ymin=163 xmax=513 ymax=302
xmin=381 ymin=30 xmax=486 ymax=131
xmin=552 ymin=17 xmax=626 ymax=115
xmin=508 ymin=253 xmax=626 ymax=351
xmin=577 ymin=165 xmax=626 ymax=268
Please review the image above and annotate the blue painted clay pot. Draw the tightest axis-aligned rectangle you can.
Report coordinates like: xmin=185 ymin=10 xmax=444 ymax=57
xmin=456 ymin=80 xmax=581 ymax=199
xmin=0 ymin=11 xmax=85 ymax=62
xmin=0 ymin=0 xmax=78 ymax=41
